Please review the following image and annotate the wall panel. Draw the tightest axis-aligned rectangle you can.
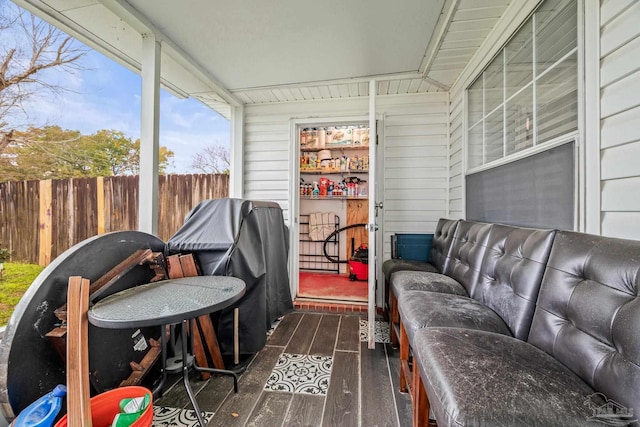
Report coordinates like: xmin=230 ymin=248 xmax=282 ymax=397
xmin=243 ymin=93 xmax=449 ymax=261
xmin=600 ymin=0 xmax=640 ymax=240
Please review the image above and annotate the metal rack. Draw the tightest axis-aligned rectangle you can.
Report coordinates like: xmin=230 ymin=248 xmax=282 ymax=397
xmin=299 ymin=214 xmax=340 ymax=273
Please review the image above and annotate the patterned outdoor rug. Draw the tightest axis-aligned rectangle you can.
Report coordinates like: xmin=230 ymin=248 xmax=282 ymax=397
xmin=359 ymin=319 xmax=391 ymax=343
xmin=267 ymin=316 xmax=284 ymax=336
xmin=152 ymin=406 xmax=214 ymax=427
xmin=264 ymin=353 xmax=333 ymax=395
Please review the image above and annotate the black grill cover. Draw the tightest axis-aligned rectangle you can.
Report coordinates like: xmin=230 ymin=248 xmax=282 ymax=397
xmin=167 ymin=198 xmax=293 ymax=355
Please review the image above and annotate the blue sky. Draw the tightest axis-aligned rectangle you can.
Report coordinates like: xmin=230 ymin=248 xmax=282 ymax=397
xmin=18 ymin=47 xmax=231 ymax=174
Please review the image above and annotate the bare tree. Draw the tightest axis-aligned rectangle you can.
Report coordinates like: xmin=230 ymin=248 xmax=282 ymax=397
xmin=191 ymin=144 xmax=230 ymax=174
xmin=0 ymin=0 xmax=85 ymax=150
xmin=0 ymin=129 xmax=12 ymax=153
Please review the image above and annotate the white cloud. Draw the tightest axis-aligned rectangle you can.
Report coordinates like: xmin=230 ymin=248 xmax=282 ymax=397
xmin=160 ymin=127 xmax=229 ymax=174
xmin=20 ymin=89 xmax=141 ymax=138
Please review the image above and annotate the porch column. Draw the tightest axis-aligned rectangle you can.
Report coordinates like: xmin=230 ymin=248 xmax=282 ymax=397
xmin=138 ymin=34 xmax=161 ymax=235
xmin=368 ymin=79 xmax=377 ymax=350
xmin=229 ymin=105 xmax=245 ymax=198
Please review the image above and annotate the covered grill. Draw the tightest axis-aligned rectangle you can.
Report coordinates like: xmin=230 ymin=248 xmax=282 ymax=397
xmin=167 ymin=198 xmax=293 ymax=355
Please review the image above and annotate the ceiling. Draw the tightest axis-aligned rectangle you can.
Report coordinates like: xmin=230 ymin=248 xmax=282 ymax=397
xmin=15 ymin=0 xmax=513 ymax=116
xmin=128 ymin=0 xmax=445 ymax=90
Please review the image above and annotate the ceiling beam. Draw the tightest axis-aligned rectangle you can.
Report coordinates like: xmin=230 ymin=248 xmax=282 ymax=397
xmin=419 ymin=0 xmax=459 ymax=85
xmin=230 ymin=71 xmax=450 ymax=94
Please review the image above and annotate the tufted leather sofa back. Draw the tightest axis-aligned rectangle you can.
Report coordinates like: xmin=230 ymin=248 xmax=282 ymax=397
xmin=443 ymin=220 xmax=492 ymax=296
xmin=429 ymin=219 xmax=460 ymax=273
xmin=472 ymin=224 xmax=555 ymax=340
xmin=528 ymin=231 xmax=640 ymax=416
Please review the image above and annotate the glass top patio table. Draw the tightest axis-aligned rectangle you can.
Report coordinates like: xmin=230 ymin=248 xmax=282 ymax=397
xmin=88 ymin=276 xmax=246 ymax=329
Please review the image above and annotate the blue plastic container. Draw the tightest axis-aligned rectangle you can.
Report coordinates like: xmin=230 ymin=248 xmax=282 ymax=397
xmin=396 ymin=234 xmax=433 ymax=263
xmin=14 ymin=385 xmax=66 ymax=427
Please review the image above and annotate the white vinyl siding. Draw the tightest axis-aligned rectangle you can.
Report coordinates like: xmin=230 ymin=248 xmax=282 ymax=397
xmin=383 ymin=94 xmax=449 ymax=260
xmin=243 ymin=116 xmax=291 ymax=215
xmin=449 ymin=86 xmax=465 ymax=219
xmin=243 ymin=93 xmax=449 ymax=261
xmin=600 ymin=0 xmax=640 ymax=239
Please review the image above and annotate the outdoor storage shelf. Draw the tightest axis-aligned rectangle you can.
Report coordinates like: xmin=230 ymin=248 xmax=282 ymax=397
xmin=301 ymin=145 xmax=370 ymax=152
xmin=300 ymin=169 xmax=369 ymax=174
xmin=300 ymin=195 xmax=368 ymax=200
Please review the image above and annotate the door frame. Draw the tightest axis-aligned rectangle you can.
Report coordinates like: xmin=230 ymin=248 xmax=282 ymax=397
xmin=288 ymin=115 xmax=372 ymax=300
xmin=374 ymin=117 xmax=385 ymax=310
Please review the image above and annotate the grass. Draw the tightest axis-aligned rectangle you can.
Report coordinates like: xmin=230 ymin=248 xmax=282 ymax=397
xmin=0 ymin=263 xmax=44 ymax=326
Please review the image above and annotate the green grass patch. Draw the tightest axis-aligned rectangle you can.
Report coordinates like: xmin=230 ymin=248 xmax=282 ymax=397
xmin=0 ymin=263 xmax=44 ymax=325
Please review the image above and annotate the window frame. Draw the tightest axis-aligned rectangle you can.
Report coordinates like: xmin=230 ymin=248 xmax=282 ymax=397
xmin=465 ymin=0 xmax=579 ymax=176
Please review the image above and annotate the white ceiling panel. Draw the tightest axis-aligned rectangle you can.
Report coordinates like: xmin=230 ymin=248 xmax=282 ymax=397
xmin=127 ymin=0 xmax=445 ymax=90
xmin=424 ymin=0 xmax=511 ymax=87
xmin=18 ymin=0 xmax=515 ymax=112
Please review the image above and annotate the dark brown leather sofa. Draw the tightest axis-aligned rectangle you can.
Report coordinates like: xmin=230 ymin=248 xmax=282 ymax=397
xmin=390 ymin=219 xmax=640 ymax=427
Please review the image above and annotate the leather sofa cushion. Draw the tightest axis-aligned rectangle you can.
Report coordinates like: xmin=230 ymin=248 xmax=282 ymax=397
xmin=429 ymin=218 xmax=459 ymax=273
xmin=414 ymin=328 xmax=602 ymax=427
xmin=472 ymin=224 xmax=555 ymax=340
xmin=443 ymin=221 xmax=492 ymax=296
xmin=382 ymin=259 xmax=437 ymax=284
xmin=528 ymin=231 xmax=640 ymax=419
xmin=382 ymin=218 xmax=459 ymax=283
xmin=397 ymin=291 xmax=511 ymax=343
xmin=390 ymin=271 xmax=467 ymax=300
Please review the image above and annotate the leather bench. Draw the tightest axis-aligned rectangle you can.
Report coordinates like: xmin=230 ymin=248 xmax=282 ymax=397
xmin=411 ymin=231 xmax=640 ymax=426
xmin=394 ymin=221 xmax=556 ymax=421
xmin=389 ymin=221 xmax=640 ymax=426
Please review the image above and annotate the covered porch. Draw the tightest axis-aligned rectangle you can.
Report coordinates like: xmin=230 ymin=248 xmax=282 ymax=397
xmin=3 ymin=0 xmax=640 ymax=425
xmin=13 ymin=0 xmax=625 ymax=317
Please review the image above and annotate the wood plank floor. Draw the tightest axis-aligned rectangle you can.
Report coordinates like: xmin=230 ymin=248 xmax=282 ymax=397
xmin=156 ymin=311 xmax=411 ymax=427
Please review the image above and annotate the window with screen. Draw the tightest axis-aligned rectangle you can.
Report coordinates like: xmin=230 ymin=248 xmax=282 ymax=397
xmin=466 ymin=141 xmax=575 ymax=230
xmin=466 ymin=0 xmax=578 ymax=170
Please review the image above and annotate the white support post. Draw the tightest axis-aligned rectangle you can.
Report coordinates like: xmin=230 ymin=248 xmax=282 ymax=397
xmin=138 ymin=34 xmax=161 ymax=235
xmin=229 ymin=105 xmax=245 ymax=198
xmin=582 ymin=0 xmax=600 ymax=234
xmin=368 ymin=79 xmax=377 ymax=350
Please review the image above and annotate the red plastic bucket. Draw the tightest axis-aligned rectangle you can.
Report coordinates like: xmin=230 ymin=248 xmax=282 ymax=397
xmin=54 ymin=386 xmax=153 ymax=427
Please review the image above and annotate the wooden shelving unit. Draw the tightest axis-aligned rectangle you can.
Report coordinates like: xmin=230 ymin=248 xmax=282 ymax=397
xmin=300 ymin=195 xmax=368 ymax=200
xmin=300 ymin=169 xmax=368 ymax=174
xmin=301 ymin=144 xmax=370 ymax=152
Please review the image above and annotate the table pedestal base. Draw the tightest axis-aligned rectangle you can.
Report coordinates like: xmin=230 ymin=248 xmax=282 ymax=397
xmin=166 ymin=354 xmax=195 ymax=373
xmin=157 ymin=320 xmax=239 ymax=426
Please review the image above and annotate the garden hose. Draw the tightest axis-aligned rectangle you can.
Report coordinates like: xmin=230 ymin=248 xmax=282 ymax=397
xmin=322 ymin=223 xmax=368 ymax=263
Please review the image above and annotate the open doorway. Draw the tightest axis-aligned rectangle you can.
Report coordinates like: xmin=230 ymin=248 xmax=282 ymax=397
xmin=296 ymin=123 xmax=371 ymax=303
